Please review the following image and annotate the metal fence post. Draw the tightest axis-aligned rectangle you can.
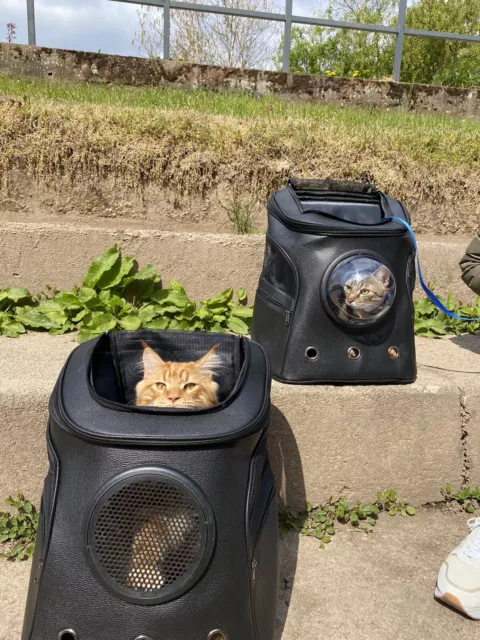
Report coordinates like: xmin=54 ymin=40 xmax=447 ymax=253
xmin=27 ymin=0 xmax=36 ymax=46
xmin=393 ymin=0 xmax=407 ymax=82
xmin=282 ymin=0 xmax=292 ymax=72
xmin=164 ymin=0 xmax=171 ymax=60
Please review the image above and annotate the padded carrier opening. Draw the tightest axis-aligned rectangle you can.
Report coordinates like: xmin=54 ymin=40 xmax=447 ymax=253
xmin=91 ymin=330 xmax=244 ymax=409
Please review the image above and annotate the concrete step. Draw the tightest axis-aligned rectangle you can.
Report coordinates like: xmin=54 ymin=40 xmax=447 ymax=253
xmin=0 ymin=333 xmax=478 ymax=510
xmin=0 ymin=508 xmax=475 ymax=640
xmin=0 ymin=221 xmax=476 ymax=303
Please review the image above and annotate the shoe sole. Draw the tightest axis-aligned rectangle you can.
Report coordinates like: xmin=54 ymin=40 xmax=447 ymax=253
xmin=435 ymin=585 xmax=480 ymax=620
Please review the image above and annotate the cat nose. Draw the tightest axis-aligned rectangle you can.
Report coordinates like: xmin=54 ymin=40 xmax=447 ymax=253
xmin=347 ymin=295 xmax=355 ymax=302
xmin=168 ymin=395 xmax=180 ymax=405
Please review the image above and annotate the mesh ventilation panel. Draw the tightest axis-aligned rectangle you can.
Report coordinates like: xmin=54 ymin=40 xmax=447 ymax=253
xmin=87 ymin=468 xmax=215 ymax=604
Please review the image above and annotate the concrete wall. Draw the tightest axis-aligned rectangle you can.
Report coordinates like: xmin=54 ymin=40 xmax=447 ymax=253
xmin=2 ymin=43 xmax=480 ymax=117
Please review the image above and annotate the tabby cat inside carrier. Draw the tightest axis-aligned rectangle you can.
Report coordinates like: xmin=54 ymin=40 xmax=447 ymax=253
xmin=251 ymin=178 xmax=417 ymax=384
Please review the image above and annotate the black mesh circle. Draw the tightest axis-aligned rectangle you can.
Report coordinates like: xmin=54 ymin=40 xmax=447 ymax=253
xmin=87 ymin=468 xmax=215 ymax=604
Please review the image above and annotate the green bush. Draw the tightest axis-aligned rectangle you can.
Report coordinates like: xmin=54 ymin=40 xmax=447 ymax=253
xmin=0 ymin=245 xmax=252 ymax=342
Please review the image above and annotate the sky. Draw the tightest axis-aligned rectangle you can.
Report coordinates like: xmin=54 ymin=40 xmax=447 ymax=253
xmin=0 ymin=0 xmax=318 ymax=56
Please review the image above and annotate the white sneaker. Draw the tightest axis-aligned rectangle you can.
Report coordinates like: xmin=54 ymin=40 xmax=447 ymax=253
xmin=435 ymin=517 xmax=480 ymax=619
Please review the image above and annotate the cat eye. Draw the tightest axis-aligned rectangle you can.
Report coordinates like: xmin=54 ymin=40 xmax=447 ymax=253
xmin=155 ymin=382 xmax=166 ymax=390
xmin=184 ymin=383 xmax=197 ymax=390
xmin=360 ymin=288 xmax=370 ymax=295
xmin=344 ymin=284 xmax=352 ymax=292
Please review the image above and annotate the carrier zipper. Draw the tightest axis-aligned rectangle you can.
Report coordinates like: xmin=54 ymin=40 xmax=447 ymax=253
xmin=256 ymin=288 xmax=291 ymax=326
xmin=269 ymin=196 xmax=407 ymax=237
xmin=252 ymin=559 xmax=258 ymax=586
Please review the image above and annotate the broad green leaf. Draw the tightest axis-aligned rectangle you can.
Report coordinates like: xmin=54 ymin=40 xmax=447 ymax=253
xmin=49 ymin=322 xmax=75 ymax=336
xmin=196 ymin=308 xmax=212 ymax=321
xmin=122 ymin=264 xmax=160 ymax=286
xmin=151 ymin=289 xmax=189 ymax=308
xmin=0 ymin=288 xmax=31 ymax=303
xmin=14 ymin=307 xmax=61 ymax=330
xmin=207 ymin=322 xmax=224 ymax=333
xmin=53 ymin=292 xmax=83 ymax=310
xmin=97 ymin=256 xmax=135 ymax=290
xmin=169 ymin=280 xmax=186 ymax=294
xmin=82 ymin=312 xmax=117 ymax=333
xmin=138 ymin=305 xmax=159 ymax=322
xmin=203 ymin=288 xmax=233 ymax=308
xmin=237 ymin=288 xmax=247 ymax=302
xmin=2 ymin=321 xmax=25 ymax=335
xmin=78 ymin=287 xmax=97 ymax=303
xmin=82 ymin=245 xmax=120 ymax=289
xmin=229 ymin=305 xmax=254 ymax=319
xmin=145 ymin=317 xmax=170 ymax=330
xmin=77 ymin=329 xmax=96 ymax=343
xmin=118 ymin=315 xmax=142 ymax=331
xmin=227 ymin=317 xmax=249 ymax=335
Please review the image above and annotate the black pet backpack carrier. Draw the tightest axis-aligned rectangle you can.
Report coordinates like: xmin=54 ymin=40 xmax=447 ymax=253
xmin=251 ymin=178 xmax=417 ymax=384
xmin=22 ymin=330 xmax=278 ymax=640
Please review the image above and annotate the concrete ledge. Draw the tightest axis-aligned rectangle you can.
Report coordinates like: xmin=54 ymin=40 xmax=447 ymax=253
xmin=0 ymin=221 xmax=475 ymax=302
xmin=0 ymin=510 xmax=475 ymax=639
xmin=0 ymin=334 xmax=478 ymax=509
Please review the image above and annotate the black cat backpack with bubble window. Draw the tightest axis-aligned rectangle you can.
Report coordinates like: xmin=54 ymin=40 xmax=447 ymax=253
xmin=22 ymin=330 xmax=278 ymax=640
xmin=251 ymin=178 xmax=417 ymax=384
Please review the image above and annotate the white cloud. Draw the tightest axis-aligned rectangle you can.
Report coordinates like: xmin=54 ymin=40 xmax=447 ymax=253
xmin=0 ymin=0 xmax=320 ymax=58
xmin=0 ymin=0 xmax=143 ymax=56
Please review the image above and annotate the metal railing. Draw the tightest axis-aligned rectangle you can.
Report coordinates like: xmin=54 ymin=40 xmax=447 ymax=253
xmin=23 ymin=0 xmax=480 ymax=81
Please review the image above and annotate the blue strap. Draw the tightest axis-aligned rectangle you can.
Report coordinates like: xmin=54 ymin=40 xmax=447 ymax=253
xmin=388 ymin=216 xmax=480 ymax=322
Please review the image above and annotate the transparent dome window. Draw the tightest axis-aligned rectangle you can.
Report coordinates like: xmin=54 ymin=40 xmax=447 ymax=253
xmin=325 ymin=256 xmax=396 ymax=326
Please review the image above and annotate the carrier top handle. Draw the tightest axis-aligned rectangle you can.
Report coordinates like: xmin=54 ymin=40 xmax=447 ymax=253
xmin=288 ymin=177 xmax=377 ymax=195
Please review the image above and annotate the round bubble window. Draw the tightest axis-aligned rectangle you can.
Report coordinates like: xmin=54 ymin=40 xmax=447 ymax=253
xmin=323 ymin=255 xmax=396 ymax=327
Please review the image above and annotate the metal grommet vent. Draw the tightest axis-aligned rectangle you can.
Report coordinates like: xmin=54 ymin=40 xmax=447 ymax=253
xmin=208 ymin=631 xmax=228 ymax=640
xmin=388 ymin=346 xmax=400 ymax=359
xmin=135 ymin=637 xmax=153 ymax=640
xmin=347 ymin=347 xmax=361 ymax=360
xmin=305 ymin=347 xmax=319 ymax=361
xmin=58 ymin=631 xmax=77 ymax=640
xmin=87 ymin=467 xmax=215 ymax=605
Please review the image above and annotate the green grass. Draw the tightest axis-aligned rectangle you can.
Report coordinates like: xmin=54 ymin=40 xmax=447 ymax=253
xmin=2 ymin=75 xmax=480 ymax=137
xmin=1 ymin=75 xmax=480 ymax=235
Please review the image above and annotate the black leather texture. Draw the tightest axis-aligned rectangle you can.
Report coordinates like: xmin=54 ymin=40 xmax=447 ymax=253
xmin=22 ymin=330 xmax=278 ymax=640
xmin=251 ymin=182 xmax=417 ymax=384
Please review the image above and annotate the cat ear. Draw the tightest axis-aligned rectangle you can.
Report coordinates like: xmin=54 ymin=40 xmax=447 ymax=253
xmin=373 ymin=266 xmax=392 ymax=290
xmin=196 ymin=344 xmax=222 ymax=377
xmin=141 ymin=340 xmax=165 ymax=376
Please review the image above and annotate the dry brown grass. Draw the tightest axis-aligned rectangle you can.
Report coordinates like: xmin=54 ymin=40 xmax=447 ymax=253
xmin=0 ymin=86 xmax=479 ymax=234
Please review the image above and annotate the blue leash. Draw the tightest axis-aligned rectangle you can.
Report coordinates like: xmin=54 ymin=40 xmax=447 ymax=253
xmin=388 ymin=216 xmax=480 ymax=322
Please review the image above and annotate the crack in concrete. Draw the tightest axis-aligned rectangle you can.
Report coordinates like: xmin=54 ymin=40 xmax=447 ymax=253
xmin=459 ymin=387 xmax=472 ymax=489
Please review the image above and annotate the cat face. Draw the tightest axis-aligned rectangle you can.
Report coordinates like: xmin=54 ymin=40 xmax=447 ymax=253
xmin=343 ymin=266 xmax=392 ymax=316
xmin=135 ymin=341 xmax=221 ymax=409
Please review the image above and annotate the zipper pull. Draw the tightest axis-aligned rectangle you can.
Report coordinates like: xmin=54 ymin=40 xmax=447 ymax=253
xmin=252 ymin=559 xmax=258 ymax=585
xmin=285 ymin=311 xmax=291 ymax=326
